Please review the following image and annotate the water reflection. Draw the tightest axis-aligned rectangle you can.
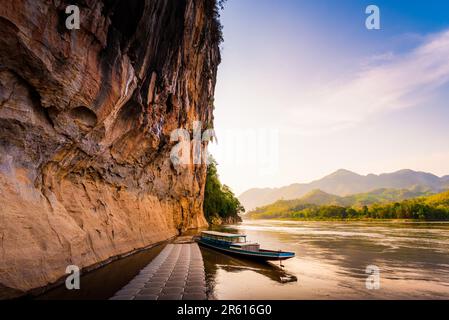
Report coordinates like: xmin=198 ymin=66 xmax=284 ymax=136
xmin=32 ymin=221 xmax=449 ymax=300
xmin=36 ymin=243 xmax=166 ymax=300
xmin=202 ymin=220 xmax=449 ymax=299
xmin=202 ymin=246 xmax=297 ymax=285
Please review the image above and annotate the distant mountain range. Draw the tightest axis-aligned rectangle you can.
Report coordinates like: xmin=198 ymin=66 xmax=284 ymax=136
xmin=246 ymin=188 xmax=435 ymax=219
xmin=239 ymin=169 xmax=449 ymax=211
xmin=246 ymin=189 xmax=449 ymax=220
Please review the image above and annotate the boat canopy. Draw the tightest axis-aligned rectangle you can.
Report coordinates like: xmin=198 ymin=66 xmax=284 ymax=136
xmin=201 ymin=231 xmax=246 ymax=238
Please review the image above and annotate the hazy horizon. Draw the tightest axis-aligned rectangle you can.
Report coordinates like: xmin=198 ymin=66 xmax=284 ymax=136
xmin=238 ymin=168 xmax=449 ymax=194
xmin=210 ymin=0 xmax=449 ymax=195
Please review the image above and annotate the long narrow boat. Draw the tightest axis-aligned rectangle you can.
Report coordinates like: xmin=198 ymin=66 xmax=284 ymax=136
xmin=197 ymin=231 xmax=295 ymax=261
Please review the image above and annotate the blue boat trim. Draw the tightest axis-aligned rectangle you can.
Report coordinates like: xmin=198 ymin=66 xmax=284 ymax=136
xmin=197 ymin=232 xmax=295 ymax=261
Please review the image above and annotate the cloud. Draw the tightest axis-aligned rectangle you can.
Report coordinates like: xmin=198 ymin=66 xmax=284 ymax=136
xmin=290 ymin=29 xmax=449 ymax=135
xmin=361 ymin=51 xmax=395 ymax=66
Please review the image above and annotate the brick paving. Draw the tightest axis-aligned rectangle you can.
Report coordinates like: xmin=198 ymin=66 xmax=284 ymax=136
xmin=110 ymin=243 xmax=207 ymax=300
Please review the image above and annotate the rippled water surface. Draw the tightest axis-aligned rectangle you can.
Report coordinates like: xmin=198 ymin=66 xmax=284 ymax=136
xmin=203 ymin=220 xmax=449 ymax=300
xmin=36 ymin=220 xmax=449 ymax=300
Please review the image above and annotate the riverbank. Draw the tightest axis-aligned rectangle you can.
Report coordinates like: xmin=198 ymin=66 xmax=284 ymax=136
xmin=244 ymin=218 xmax=449 ymax=222
xmin=209 ymin=215 xmax=243 ymax=225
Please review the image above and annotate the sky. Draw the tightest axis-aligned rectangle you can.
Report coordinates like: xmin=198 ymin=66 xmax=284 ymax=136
xmin=209 ymin=0 xmax=449 ymax=195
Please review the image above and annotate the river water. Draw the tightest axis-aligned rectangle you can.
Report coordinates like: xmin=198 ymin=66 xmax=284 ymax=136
xmin=205 ymin=220 xmax=449 ymax=300
xmin=37 ymin=220 xmax=449 ymax=300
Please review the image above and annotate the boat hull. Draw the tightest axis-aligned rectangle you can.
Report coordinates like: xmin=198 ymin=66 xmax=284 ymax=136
xmin=198 ymin=239 xmax=295 ymax=261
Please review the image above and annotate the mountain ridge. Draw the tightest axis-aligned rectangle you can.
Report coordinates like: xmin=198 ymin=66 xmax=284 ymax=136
xmin=239 ymin=169 xmax=448 ymax=211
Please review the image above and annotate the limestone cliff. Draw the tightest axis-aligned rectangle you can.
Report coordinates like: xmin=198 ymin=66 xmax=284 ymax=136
xmin=0 ymin=0 xmax=221 ymax=298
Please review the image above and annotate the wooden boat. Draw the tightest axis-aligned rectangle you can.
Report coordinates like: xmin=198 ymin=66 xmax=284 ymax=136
xmin=197 ymin=231 xmax=295 ymax=261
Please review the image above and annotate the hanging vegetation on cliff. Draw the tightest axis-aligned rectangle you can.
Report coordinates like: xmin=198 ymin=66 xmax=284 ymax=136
xmin=203 ymin=158 xmax=245 ymax=224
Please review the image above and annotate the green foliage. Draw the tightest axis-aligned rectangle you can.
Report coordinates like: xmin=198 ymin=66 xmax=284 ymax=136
xmin=204 ymin=158 xmax=244 ymax=223
xmin=341 ymin=188 xmax=434 ymax=207
xmin=246 ymin=190 xmax=449 ymax=221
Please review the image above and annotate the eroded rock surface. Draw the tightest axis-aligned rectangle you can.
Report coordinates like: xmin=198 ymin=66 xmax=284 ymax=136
xmin=0 ymin=0 xmax=221 ymax=298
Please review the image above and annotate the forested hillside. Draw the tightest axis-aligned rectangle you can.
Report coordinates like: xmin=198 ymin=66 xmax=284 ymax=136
xmin=246 ymin=190 xmax=449 ymax=220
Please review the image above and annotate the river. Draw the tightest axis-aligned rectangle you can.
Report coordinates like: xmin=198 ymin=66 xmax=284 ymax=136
xmin=37 ymin=220 xmax=449 ymax=300
xmin=205 ymin=220 xmax=449 ymax=299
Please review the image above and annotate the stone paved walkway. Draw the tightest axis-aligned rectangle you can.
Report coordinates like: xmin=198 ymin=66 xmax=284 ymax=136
xmin=110 ymin=243 xmax=207 ymax=300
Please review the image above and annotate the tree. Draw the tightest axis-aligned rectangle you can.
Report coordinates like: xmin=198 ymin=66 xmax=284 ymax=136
xmin=203 ymin=157 xmax=245 ymax=224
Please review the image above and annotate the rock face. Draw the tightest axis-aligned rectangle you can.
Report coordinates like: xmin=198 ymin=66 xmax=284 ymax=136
xmin=0 ymin=0 xmax=221 ymax=298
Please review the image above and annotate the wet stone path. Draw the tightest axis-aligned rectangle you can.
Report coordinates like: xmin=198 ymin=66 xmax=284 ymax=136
xmin=110 ymin=243 xmax=207 ymax=300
